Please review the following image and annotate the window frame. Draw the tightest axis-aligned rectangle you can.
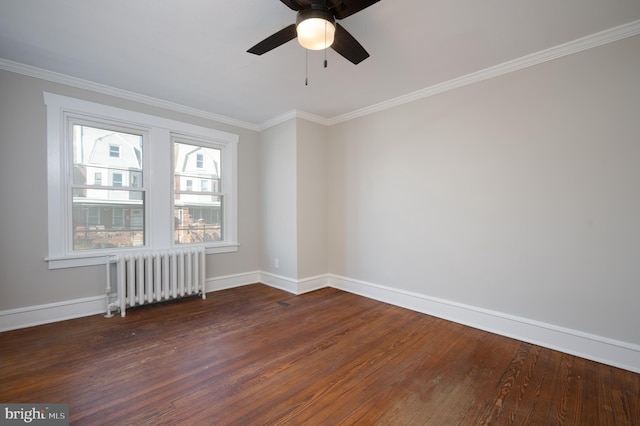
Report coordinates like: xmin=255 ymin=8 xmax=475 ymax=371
xmin=45 ymin=92 xmax=239 ymax=269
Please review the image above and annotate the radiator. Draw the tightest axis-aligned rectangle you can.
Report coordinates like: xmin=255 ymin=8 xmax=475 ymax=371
xmin=105 ymin=248 xmax=206 ymax=317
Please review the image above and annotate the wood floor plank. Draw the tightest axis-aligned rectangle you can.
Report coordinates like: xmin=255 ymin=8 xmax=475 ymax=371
xmin=1 ymin=284 xmax=639 ymax=425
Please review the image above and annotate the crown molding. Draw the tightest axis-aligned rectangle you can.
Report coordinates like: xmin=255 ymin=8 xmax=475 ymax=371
xmin=327 ymin=19 xmax=640 ymax=126
xmin=258 ymin=110 xmax=297 ymax=131
xmin=259 ymin=109 xmax=329 ymax=131
xmin=296 ymin=110 xmax=331 ymax=127
xmin=0 ymin=58 xmax=261 ymax=132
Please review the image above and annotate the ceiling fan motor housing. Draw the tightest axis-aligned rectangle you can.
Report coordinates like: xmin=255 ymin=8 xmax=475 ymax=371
xmin=296 ymin=8 xmax=336 ymax=50
xmin=296 ymin=8 xmax=335 ymax=28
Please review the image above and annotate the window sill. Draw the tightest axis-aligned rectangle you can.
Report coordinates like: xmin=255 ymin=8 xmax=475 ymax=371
xmin=46 ymin=243 xmax=239 ymax=270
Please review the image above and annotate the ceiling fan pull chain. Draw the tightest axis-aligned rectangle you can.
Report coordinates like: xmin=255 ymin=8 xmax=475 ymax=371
xmin=305 ymin=49 xmax=309 ymax=86
xmin=324 ymin=20 xmax=328 ymax=68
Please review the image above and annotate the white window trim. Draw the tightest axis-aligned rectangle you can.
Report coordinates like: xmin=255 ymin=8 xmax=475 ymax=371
xmin=44 ymin=92 xmax=239 ymax=269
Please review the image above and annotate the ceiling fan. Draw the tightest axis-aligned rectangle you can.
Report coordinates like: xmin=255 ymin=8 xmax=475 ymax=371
xmin=247 ymin=0 xmax=380 ymax=65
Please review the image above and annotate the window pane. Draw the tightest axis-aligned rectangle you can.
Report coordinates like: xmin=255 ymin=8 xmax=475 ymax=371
xmin=72 ymin=124 xmax=143 ymax=188
xmin=72 ymin=190 xmax=145 ymax=250
xmin=173 ymin=141 xmax=222 ymax=245
xmin=174 ymin=199 xmax=223 ymax=244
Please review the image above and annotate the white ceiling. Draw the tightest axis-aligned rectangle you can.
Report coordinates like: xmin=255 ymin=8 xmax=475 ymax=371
xmin=1 ymin=0 xmax=639 ymax=127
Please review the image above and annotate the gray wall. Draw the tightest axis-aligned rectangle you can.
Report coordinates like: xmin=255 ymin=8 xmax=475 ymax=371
xmin=0 ymin=70 xmax=261 ymax=311
xmin=259 ymin=118 xmax=328 ymax=280
xmin=296 ymin=119 xmax=328 ymax=279
xmin=259 ymin=120 xmax=298 ymax=278
xmin=327 ymin=35 xmax=640 ymax=344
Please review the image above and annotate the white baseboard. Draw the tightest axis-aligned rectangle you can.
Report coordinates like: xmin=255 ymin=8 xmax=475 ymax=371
xmin=294 ymin=274 xmax=328 ymax=294
xmin=206 ymin=271 xmax=261 ymax=292
xmin=259 ymin=272 xmax=328 ymax=295
xmin=327 ymin=274 xmax=640 ymax=374
xmin=258 ymin=272 xmax=299 ymax=294
xmin=0 ymin=296 xmax=106 ymax=332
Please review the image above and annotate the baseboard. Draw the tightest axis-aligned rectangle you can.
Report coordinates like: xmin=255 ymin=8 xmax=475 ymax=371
xmin=206 ymin=271 xmax=261 ymax=292
xmin=0 ymin=296 xmax=106 ymax=332
xmin=258 ymin=271 xmax=299 ymax=294
xmin=327 ymin=274 xmax=640 ymax=374
xmin=258 ymin=272 xmax=328 ymax=295
xmin=295 ymin=274 xmax=329 ymax=294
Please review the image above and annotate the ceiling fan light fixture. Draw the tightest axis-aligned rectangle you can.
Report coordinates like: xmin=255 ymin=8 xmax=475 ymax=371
xmin=296 ymin=10 xmax=335 ymax=50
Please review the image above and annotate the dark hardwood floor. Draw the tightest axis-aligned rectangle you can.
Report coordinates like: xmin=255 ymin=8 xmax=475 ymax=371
xmin=1 ymin=284 xmax=639 ymax=425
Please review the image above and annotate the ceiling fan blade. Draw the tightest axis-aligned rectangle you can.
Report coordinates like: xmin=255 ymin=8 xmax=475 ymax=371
xmin=279 ymin=0 xmax=305 ymax=11
xmin=247 ymin=24 xmax=298 ymax=55
xmin=330 ymin=23 xmax=369 ymax=64
xmin=332 ymin=0 xmax=380 ymax=19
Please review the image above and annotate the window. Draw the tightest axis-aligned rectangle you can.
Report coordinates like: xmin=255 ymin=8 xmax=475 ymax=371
xmin=87 ymin=207 xmax=100 ymax=226
xmin=173 ymin=141 xmax=223 ymax=244
xmin=45 ymin=92 xmax=239 ymax=269
xmin=109 ymin=144 xmax=120 ymax=158
xmin=112 ymin=208 xmax=125 ymax=227
xmin=112 ymin=172 xmax=123 ymax=187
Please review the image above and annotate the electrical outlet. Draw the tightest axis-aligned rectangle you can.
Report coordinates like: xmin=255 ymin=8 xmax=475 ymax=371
xmin=274 ymin=258 xmax=279 ymax=268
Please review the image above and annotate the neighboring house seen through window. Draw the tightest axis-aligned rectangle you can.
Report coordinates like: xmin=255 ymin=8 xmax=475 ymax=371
xmin=174 ymin=141 xmax=223 ymax=244
xmin=71 ymin=123 xmax=144 ymax=250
